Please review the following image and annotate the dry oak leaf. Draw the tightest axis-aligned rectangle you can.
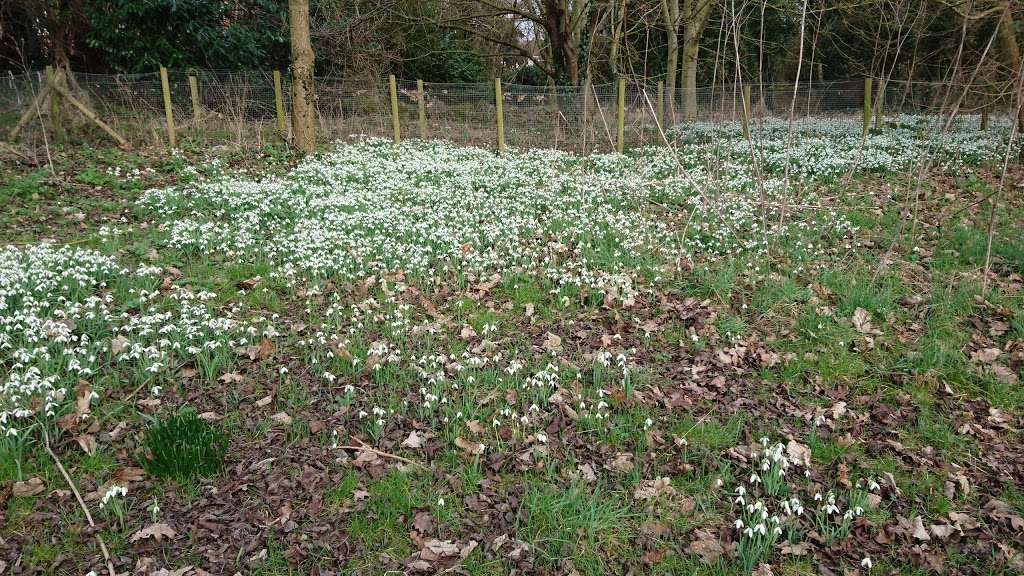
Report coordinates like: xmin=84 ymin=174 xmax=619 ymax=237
xmin=686 ymin=529 xmax=726 ymax=564
xmin=270 ymin=412 xmax=293 ymax=426
xmin=402 ymin=431 xmax=426 ymax=449
xmin=455 ymin=436 xmax=485 ymax=456
xmin=912 ymin=516 xmax=931 ymax=541
xmin=852 ymin=307 xmax=882 ymax=335
xmin=781 ymin=541 xmax=810 ymax=556
xmin=543 ymin=332 xmax=562 ymax=352
xmin=112 ymin=467 xmax=146 ymax=484
xmin=984 ymin=498 xmax=1024 ymax=531
xmin=111 ymin=335 xmax=129 ymax=355
xmin=607 ymin=452 xmax=635 ymax=473
xmin=12 ymin=477 xmax=45 ymax=497
xmin=130 ymin=522 xmax=177 ymax=543
xmin=633 ymin=477 xmax=676 ymax=500
xmin=786 ymin=439 xmax=812 ymax=468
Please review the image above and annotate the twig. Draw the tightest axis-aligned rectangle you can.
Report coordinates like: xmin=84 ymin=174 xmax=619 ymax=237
xmin=42 ymin=427 xmax=117 ymax=576
xmin=337 ymin=438 xmax=429 ymax=471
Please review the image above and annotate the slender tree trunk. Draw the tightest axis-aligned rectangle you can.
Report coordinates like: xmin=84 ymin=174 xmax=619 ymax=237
xmin=289 ymin=0 xmax=316 ymax=153
xmin=610 ymin=0 xmax=628 ymax=77
xmin=994 ymin=2 xmax=1022 ymax=131
xmin=661 ymin=0 xmax=680 ymax=121
xmin=682 ymin=0 xmax=714 ymax=120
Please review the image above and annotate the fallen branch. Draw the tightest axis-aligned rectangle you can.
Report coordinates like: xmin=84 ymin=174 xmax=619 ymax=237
xmin=337 ymin=438 xmax=430 ymax=471
xmin=42 ymin=426 xmax=117 ymax=576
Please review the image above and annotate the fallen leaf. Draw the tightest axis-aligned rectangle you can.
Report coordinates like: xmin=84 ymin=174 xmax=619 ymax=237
xmin=929 ymin=523 xmax=957 ymax=540
xmin=13 ymin=477 xmax=45 ymax=497
xmin=786 ymin=439 xmax=812 ymax=468
xmin=75 ymin=434 xmax=97 ymax=455
xmin=402 ymin=431 xmax=426 ymax=449
xmin=607 ymin=452 xmax=634 ymax=473
xmin=111 ymin=335 xmax=129 ymax=355
xmin=543 ymin=332 xmax=562 ymax=352
xmin=455 ymin=436 xmax=484 ymax=455
xmin=129 ymin=522 xmax=177 ymax=543
xmin=686 ymin=529 xmax=725 ymax=564
xmin=270 ymin=412 xmax=293 ymax=426
xmin=912 ymin=516 xmax=931 ymax=541
xmin=413 ymin=511 xmax=434 ymax=534
xmin=112 ymin=467 xmax=146 ymax=484
xmin=781 ymin=541 xmax=810 ymax=556
xmin=852 ymin=307 xmax=882 ymax=335
xmin=633 ymin=477 xmax=676 ymax=500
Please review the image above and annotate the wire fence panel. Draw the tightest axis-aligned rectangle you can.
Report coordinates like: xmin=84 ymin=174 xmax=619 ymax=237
xmin=0 ymin=70 xmax=1015 ymax=150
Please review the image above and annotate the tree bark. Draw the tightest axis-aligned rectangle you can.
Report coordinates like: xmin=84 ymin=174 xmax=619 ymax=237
xmin=289 ymin=0 xmax=316 ymax=154
xmin=681 ymin=0 xmax=714 ymax=120
xmin=994 ymin=2 xmax=1022 ymax=131
xmin=661 ymin=0 xmax=680 ymax=122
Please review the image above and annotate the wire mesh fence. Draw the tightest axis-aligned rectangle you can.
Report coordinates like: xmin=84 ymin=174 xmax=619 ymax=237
xmin=0 ymin=69 xmax=1015 ymax=152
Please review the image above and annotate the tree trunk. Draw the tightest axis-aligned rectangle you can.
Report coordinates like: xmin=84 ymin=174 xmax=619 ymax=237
xmin=289 ymin=0 xmax=316 ymax=154
xmin=609 ymin=0 xmax=628 ymax=78
xmin=681 ymin=0 xmax=714 ymax=120
xmin=661 ymin=0 xmax=680 ymax=122
xmin=994 ymin=2 xmax=1022 ymax=132
xmin=543 ymin=0 xmax=580 ymax=84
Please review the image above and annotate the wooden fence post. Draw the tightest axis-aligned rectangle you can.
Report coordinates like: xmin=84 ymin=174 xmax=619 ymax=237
xmin=616 ymin=77 xmax=625 ymax=153
xmin=417 ymin=79 xmax=427 ymax=139
xmin=495 ymin=78 xmax=506 ymax=152
xmin=656 ymin=80 xmax=664 ymax=128
xmin=981 ymin=105 xmax=989 ymax=131
xmin=188 ymin=75 xmax=201 ymax=130
xmin=741 ymin=85 xmax=752 ymax=139
xmin=874 ymin=80 xmax=885 ymax=131
xmin=862 ymin=77 xmax=873 ymax=136
xmin=159 ymin=66 xmax=176 ymax=148
xmin=273 ymin=70 xmax=287 ymax=139
xmin=389 ymin=74 xmax=401 ymax=144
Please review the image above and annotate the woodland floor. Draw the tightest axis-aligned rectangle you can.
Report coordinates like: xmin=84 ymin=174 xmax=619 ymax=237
xmin=1 ymin=133 xmax=1023 ymax=576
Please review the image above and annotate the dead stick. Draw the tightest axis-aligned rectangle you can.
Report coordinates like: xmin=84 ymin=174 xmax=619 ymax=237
xmin=42 ymin=427 xmax=117 ymax=576
xmin=50 ymin=80 xmax=129 ymax=148
xmin=338 ymin=438 xmax=429 ymax=471
xmin=9 ymin=84 xmax=51 ymax=139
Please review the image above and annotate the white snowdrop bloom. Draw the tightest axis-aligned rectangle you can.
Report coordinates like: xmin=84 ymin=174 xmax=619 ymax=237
xmin=861 ymin=557 xmax=873 ymax=570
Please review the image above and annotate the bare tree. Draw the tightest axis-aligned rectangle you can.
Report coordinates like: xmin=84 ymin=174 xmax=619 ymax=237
xmin=681 ymin=0 xmax=715 ymax=119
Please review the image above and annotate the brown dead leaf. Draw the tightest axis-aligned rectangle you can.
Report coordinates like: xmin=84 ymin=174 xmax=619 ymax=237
xmin=270 ymin=412 xmax=293 ymax=426
xmin=929 ymin=523 xmax=957 ymax=540
xmin=607 ymin=452 xmax=634 ymax=473
xmin=852 ymin=307 xmax=882 ymax=335
xmin=633 ymin=477 xmax=676 ymax=500
xmin=129 ymin=522 xmax=177 ymax=543
xmin=455 ymin=436 xmax=484 ymax=456
xmin=543 ymin=332 xmax=562 ymax=352
xmin=912 ymin=516 xmax=931 ymax=541
xmin=786 ymin=439 xmax=812 ymax=468
xmin=74 ymin=433 xmax=97 ymax=456
xmin=402 ymin=431 xmax=426 ymax=449
xmin=111 ymin=335 xmax=129 ymax=355
xmin=781 ymin=541 xmax=810 ymax=556
xmin=112 ymin=467 xmax=146 ymax=484
xmin=13 ymin=477 xmax=45 ymax=497
xmin=238 ymin=276 xmax=262 ymax=290
xmin=58 ymin=380 xmax=93 ymax=431
xmin=686 ymin=529 xmax=725 ymax=564
xmin=984 ymin=498 xmax=1024 ymax=530
xmin=413 ymin=511 xmax=434 ymax=534
xmin=948 ymin=511 xmax=979 ymax=531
